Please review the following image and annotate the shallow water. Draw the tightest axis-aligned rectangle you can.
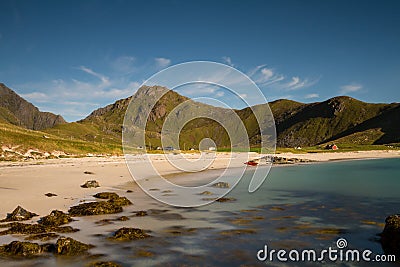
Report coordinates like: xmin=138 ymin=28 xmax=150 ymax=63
xmin=1 ymin=158 xmax=399 ymax=266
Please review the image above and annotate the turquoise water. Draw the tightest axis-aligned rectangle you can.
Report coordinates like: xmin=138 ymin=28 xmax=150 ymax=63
xmin=1 ymin=158 xmax=399 ymax=266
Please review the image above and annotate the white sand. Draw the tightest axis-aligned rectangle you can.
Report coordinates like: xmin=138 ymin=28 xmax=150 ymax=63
xmin=0 ymin=150 xmax=398 ymax=218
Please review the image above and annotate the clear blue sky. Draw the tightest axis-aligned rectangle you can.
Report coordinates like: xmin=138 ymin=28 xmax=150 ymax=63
xmin=0 ymin=0 xmax=399 ymax=121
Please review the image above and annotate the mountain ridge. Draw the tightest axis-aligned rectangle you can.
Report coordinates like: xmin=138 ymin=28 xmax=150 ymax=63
xmin=0 ymin=83 xmax=66 ymax=130
xmin=0 ymin=84 xmax=399 ymax=157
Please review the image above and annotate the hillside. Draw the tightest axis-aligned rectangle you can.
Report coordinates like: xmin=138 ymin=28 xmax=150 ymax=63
xmin=0 ymin=83 xmax=66 ymax=130
xmin=1 ymin=84 xmax=399 ymax=160
xmin=77 ymin=86 xmax=400 ymax=148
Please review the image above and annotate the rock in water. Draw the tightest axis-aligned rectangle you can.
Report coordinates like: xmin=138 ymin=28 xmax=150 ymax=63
xmin=0 ymin=222 xmax=47 ymax=235
xmin=0 ymin=206 xmax=38 ymax=222
xmin=93 ymin=192 xmax=120 ymax=200
xmin=55 ymin=237 xmax=93 ymax=256
xmin=211 ymin=182 xmax=230 ymax=188
xmin=81 ymin=180 xmax=100 ymax=188
xmin=109 ymin=227 xmax=151 ymax=241
xmin=88 ymin=261 xmax=122 ymax=267
xmin=68 ymin=201 xmax=123 ymax=216
xmin=109 ymin=197 xmax=132 ymax=207
xmin=381 ymin=214 xmax=400 ymax=258
xmin=0 ymin=241 xmax=43 ymax=257
xmin=38 ymin=210 xmax=73 ymax=227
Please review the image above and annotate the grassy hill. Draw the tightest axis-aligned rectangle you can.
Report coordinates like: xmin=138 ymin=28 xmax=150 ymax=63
xmin=0 ymin=84 xmax=399 ymax=160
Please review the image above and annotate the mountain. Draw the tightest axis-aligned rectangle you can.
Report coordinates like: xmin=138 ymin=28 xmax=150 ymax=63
xmin=0 ymin=83 xmax=66 ymax=130
xmin=1 ymin=84 xmax=399 ymax=158
xmin=78 ymin=86 xmax=400 ymax=148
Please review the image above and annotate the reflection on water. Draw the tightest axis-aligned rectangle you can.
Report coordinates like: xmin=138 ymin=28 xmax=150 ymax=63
xmin=0 ymin=158 xmax=399 ymax=266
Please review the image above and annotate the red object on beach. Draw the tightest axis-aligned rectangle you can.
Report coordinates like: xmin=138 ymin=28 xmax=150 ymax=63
xmin=245 ymin=161 xmax=258 ymax=166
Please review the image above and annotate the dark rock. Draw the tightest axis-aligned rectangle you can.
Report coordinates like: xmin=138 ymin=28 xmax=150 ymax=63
xmin=93 ymin=192 xmax=120 ymax=200
xmin=26 ymin=232 xmax=59 ymax=241
xmin=0 ymin=222 xmax=47 ymax=235
xmin=0 ymin=206 xmax=38 ymax=222
xmin=84 ymin=171 xmax=95 ymax=175
xmin=109 ymin=197 xmax=132 ymax=207
xmin=81 ymin=180 xmax=100 ymax=188
xmin=211 ymin=182 xmax=230 ymax=188
xmin=55 ymin=237 xmax=94 ymax=256
xmin=39 ymin=210 xmax=73 ymax=227
xmin=68 ymin=201 xmax=123 ymax=216
xmin=216 ymin=197 xmax=236 ymax=202
xmin=109 ymin=227 xmax=151 ymax=241
xmin=135 ymin=211 xmax=148 ymax=216
xmin=0 ymin=241 xmax=43 ymax=257
xmin=202 ymin=197 xmax=236 ymax=202
xmin=45 ymin=193 xmax=57 ymax=197
xmin=126 ymin=190 xmax=133 ymax=193
xmin=198 ymin=191 xmax=213 ymax=195
xmin=53 ymin=226 xmax=80 ymax=233
xmin=381 ymin=214 xmax=400 ymax=258
xmin=116 ymin=216 xmax=129 ymax=221
xmin=88 ymin=261 xmax=122 ymax=267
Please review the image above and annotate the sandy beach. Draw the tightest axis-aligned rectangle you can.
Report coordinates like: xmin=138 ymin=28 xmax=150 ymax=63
xmin=0 ymin=150 xmax=399 ymax=219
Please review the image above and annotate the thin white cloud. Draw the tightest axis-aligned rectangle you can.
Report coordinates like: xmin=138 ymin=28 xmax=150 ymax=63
xmin=248 ymin=65 xmax=285 ymax=86
xmin=340 ymin=83 xmax=362 ymax=94
xmin=154 ymin=57 xmax=171 ymax=68
xmin=20 ymin=92 xmax=49 ymax=103
xmin=304 ymin=93 xmax=319 ymax=99
xmin=281 ymin=76 xmax=319 ymax=90
xmin=111 ymin=56 xmax=136 ymax=74
xmin=78 ymin=66 xmax=110 ymax=86
xmin=216 ymin=91 xmax=225 ymax=97
xmin=222 ymin=56 xmax=234 ymax=67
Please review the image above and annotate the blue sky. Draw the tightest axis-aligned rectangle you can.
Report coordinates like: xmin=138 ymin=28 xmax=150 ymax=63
xmin=0 ymin=0 xmax=399 ymax=121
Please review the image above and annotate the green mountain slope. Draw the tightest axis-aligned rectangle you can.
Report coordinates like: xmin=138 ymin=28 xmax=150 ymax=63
xmin=1 ymin=84 xmax=399 ymax=159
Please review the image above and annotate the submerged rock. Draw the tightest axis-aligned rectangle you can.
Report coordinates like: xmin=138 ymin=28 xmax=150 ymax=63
xmin=88 ymin=261 xmax=122 ymax=267
xmin=0 ymin=241 xmax=44 ymax=257
xmin=198 ymin=191 xmax=213 ymax=195
xmin=135 ymin=211 xmax=148 ymax=216
xmin=55 ymin=237 xmax=93 ymax=256
xmin=381 ymin=214 xmax=400 ymax=258
xmin=93 ymin=192 xmax=120 ymax=200
xmin=109 ymin=227 xmax=151 ymax=241
xmin=25 ymin=232 xmax=59 ymax=241
xmin=39 ymin=210 xmax=73 ymax=227
xmin=211 ymin=182 xmax=230 ymax=188
xmin=81 ymin=180 xmax=100 ymax=188
xmin=116 ymin=216 xmax=129 ymax=221
xmin=0 ymin=222 xmax=47 ymax=235
xmin=0 ymin=206 xmax=38 ymax=222
xmin=109 ymin=197 xmax=132 ymax=207
xmin=68 ymin=201 xmax=123 ymax=216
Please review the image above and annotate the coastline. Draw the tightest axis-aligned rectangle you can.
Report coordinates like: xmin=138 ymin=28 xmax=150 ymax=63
xmin=0 ymin=150 xmax=399 ymax=219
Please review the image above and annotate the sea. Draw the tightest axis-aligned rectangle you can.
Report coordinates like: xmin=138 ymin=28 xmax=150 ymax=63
xmin=1 ymin=158 xmax=399 ymax=266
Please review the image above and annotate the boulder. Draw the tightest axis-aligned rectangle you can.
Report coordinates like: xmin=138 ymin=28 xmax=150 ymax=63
xmin=81 ymin=180 xmax=100 ymax=188
xmin=68 ymin=201 xmax=123 ymax=216
xmin=211 ymin=182 xmax=230 ymax=188
xmin=109 ymin=227 xmax=151 ymax=241
xmin=0 ymin=241 xmax=43 ymax=257
xmin=93 ymin=192 xmax=120 ymax=200
xmin=39 ymin=210 xmax=73 ymax=227
xmin=0 ymin=206 xmax=38 ymax=222
xmin=55 ymin=237 xmax=93 ymax=256
xmin=88 ymin=261 xmax=122 ymax=267
xmin=381 ymin=214 xmax=400 ymax=258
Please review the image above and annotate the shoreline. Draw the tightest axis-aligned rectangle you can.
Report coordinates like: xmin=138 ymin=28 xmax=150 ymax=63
xmin=0 ymin=150 xmax=399 ymax=218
